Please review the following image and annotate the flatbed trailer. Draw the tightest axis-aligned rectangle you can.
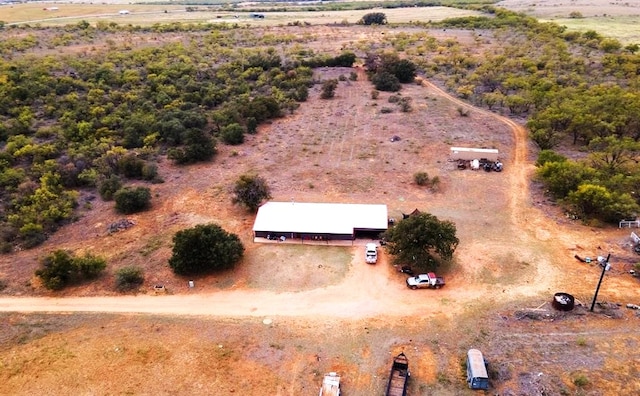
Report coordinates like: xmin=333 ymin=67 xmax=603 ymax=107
xmin=319 ymin=372 xmax=340 ymax=396
xmin=386 ymin=352 xmax=410 ymax=396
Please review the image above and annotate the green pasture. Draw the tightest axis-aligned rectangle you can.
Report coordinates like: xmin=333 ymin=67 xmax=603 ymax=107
xmin=544 ymin=16 xmax=640 ymax=45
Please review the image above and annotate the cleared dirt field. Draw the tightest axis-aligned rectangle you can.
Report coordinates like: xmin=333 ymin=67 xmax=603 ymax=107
xmin=0 ymin=20 xmax=639 ymax=396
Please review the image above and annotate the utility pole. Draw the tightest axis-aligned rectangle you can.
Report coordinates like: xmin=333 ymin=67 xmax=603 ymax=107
xmin=590 ymin=253 xmax=611 ymax=312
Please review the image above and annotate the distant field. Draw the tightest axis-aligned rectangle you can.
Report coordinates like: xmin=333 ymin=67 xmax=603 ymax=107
xmin=1 ymin=4 xmax=483 ymax=26
xmin=542 ymin=16 xmax=640 ymax=45
xmin=497 ymin=0 xmax=640 ymax=44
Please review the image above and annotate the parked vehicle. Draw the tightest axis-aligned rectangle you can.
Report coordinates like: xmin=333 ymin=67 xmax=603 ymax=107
xmin=466 ymin=349 xmax=489 ymax=390
xmin=319 ymin=372 xmax=340 ymax=396
xmin=365 ymin=243 xmax=378 ymax=264
xmin=406 ymin=272 xmax=445 ymax=289
xmin=386 ymin=352 xmax=410 ymax=396
xmin=398 ymin=265 xmax=413 ymax=275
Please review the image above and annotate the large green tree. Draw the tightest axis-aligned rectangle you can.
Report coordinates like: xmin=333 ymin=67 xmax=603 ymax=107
xmin=383 ymin=212 xmax=459 ymax=272
xmin=232 ymin=174 xmax=272 ymax=212
xmin=169 ymin=224 xmax=244 ymax=276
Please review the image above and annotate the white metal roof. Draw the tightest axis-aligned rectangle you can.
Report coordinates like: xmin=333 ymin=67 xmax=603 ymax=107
xmin=450 ymin=147 xmax=499 ymax=154
xmin=253 ymin=202 xmax=388 ymax=234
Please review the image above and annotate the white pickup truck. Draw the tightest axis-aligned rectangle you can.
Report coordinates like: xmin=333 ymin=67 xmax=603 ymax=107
xmin=365 ymin=243 xmax=378 ymax=264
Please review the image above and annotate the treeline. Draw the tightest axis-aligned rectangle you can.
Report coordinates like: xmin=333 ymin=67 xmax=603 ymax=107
xmin=421 ymin=8 xmax=640 ymax=222
xmin=0 ymin=24 xmax=357 ymax=251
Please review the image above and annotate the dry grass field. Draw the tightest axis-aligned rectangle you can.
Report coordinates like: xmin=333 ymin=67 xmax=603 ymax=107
xmin=0 ymin=4 xmax=639 ymax=396
xmin=1 ymin=4 xmax=482 ymax=26
xmin=497 ymin=0 xmax=640 ymax=44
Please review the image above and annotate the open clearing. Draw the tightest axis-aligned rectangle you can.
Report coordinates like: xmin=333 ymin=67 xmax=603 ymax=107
xmin=497 ymin=0 xmax=640 ymax=44
xmin=1 ymin=5 xmax=482 ymax=26
xmin=0 ymin=6 xmax=640 ymax=396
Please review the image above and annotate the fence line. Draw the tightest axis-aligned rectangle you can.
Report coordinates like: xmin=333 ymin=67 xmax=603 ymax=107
xmin=619 ymin=220 xmax=640 ymax=228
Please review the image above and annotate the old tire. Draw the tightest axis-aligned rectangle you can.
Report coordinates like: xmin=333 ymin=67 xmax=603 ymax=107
xmin=435 ymin=285 xmax=441 ymax=289
xmin=552 ymin=292 xmax=575 ymax=311
xmin=410 ymin=286 xmax=417 ymax=290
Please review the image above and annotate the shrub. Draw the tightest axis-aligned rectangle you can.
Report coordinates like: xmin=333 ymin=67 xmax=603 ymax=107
xmin=74 ymin=253 xmax=107 ymax=279
xmin=292 ymin=85 xmax=309 ymax=102
xmin=414 ymin=173 xmax=440 ymax=190
xmin=371 ymin=72 xmax=401 ymax=92
xmin=35 ymin=250 xmax=107 ymax=290
xmin=114 ymin=186 xmax=151 ymax=214
xmin=246 ymin=117 xmax=258 ymax=134
xmin=117 ymin=154 xmax=144 ymax=178
xmin=99 ymin=175 xmax=122 ymax=201
xmin=330 ymin=51 xmax=356 ymax=67
xmin=414 ymin=172 xmax=429 ymax=186
xmin=19 ymin=223 xmax=46 ymax=248
xmin=168 ymin=129 xmax=216 ymax=164
xmin=221 ymin=123 xmax=245 ymax=145
xmin=371 ymin=90 xmax=380 ymax=100
xmin=429 ymin=176 xmax=441 ymax=191
xmin=573 ymin=374 xmax=589 ymax=387
xmin=457 ymin=106 xmax=470 ymax=116
xmin=141 ymin=163 xmax=162 ymax=183
xmin=535 ymin=150 xmax=567 ymax=167
xmin=321 ymin=79 xmax=338 ymax=99
xmin=115 ymin=266 xmax=144 ymax=291
xmin=0 ymin=242 xmax=11 ymax=254
xmin=399 ymin=97 xmax=412 ymax=112
xmin=232 ymin=174 xmax=272 ymax=212
xmin=390 ymin=59 xmax=417 ymax=83
xmin=169 ymin=224 xmax=244 ymax=276
xmin=359 ymin=12 xmax=387 ymax=25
